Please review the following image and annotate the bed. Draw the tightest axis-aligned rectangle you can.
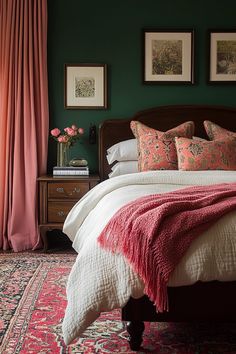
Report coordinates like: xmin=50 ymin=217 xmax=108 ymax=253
xmin=62 ymin=104 xmax=236 ymax=350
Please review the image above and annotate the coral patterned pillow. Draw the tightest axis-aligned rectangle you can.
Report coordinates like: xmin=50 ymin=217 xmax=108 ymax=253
xmin=204 ymin=120 xmax=236 ymax=140
xmin=175 ymin=137 xmax=236 ymax=171
xmin=130 ymin=121 xmax=195 ymax=171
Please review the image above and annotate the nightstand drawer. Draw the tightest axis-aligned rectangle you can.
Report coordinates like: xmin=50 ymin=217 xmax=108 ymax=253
xmin=48 ymin=201 xmax=76 ymax=222
xmin=48 ymin=182 xmax=89 ymax=199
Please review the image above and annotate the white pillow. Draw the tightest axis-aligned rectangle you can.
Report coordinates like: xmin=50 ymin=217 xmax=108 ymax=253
xmin=108 ymin=161 xmax=138 ymax=178
xmin=193 ymin=136 xmax=207 ymax=141
xmin=106 ymin=139 xmax=138 ymax=164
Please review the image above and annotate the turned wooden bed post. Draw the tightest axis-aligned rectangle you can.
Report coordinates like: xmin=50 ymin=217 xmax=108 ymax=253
xmin=126 ymin=321 xmax=145 ymax=351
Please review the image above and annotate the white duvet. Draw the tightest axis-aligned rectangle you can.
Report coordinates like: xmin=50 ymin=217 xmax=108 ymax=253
xmin=62 ymin=170 xmax=236 ymax=345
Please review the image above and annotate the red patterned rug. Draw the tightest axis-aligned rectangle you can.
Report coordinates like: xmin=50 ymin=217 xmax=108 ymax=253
xmin=1 ymin=252 xmax=236 ymax=353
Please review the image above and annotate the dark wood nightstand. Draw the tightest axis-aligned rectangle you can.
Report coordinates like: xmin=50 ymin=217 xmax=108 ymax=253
xmin=37 ymin=174 xmax=100 ymax=251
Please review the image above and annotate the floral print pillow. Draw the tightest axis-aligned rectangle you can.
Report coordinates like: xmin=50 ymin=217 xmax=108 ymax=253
xmin=204 ymin=120 xmax=236 ymax=140
xmin=130 ymin=121 xmax=195 ymax=171
xmin=175 ymin=137 xmax=236 ymax=171
xmin=131 ymin=121 xmax=194 ymax=140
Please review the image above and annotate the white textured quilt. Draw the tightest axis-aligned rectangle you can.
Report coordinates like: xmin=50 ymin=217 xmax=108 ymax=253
xmin=62 ymin=170 xmax=236 ymax=345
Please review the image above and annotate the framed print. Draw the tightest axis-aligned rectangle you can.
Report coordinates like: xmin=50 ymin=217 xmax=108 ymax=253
xmin=64 ymin=63 xmax=107 ymax=109
xmin=143 ymin=29 xmax=194 ymax=84
xmin=208 ymin=29 xmax=236 ymax=83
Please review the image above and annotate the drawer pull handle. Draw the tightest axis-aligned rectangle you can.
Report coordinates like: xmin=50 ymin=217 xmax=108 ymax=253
xmin=56 ymin=187 xmax=65 ymax=193
xmin=57 ymin=211 xmax=66 ymax=217
xmin=69 ymin=187 xmax=81 ymax=196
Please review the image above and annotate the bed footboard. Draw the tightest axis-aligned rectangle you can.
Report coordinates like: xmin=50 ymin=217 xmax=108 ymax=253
xmin=122 ymin=281 xmax=236 ymax=350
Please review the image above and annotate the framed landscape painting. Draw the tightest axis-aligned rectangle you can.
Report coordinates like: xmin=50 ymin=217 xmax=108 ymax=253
xmin=64 ymin=63 xmax=107 ymax=109
xmin=208 ymin=30 xmax=236 ymax=83
xmin=143 ymin=29 xmax=194 ymax=84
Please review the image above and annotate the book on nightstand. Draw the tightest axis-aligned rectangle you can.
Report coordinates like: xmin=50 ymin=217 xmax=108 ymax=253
xmin=53 ymin=166 xmax=89 ymax=176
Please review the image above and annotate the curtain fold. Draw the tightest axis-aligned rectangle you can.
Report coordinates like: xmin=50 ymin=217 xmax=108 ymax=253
xmin=0 ymin=0 xmax=49 ymax=251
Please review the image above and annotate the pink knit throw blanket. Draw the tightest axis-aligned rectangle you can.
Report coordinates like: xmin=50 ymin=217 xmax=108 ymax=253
xmin=98 ymin=183 xmax=236 ymax=313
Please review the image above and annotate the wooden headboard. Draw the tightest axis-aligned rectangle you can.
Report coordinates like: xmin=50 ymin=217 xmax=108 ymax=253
xmin=99 ymin=105 xmax=236 ymax=181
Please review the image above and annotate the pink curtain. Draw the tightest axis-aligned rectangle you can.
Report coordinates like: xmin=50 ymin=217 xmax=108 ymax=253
xmin=0 ymin=0 xmax=49 ymax=251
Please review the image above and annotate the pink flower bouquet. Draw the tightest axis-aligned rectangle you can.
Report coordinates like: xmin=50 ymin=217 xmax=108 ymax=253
xmin=50 ymin=124 xmax=84 ymax=147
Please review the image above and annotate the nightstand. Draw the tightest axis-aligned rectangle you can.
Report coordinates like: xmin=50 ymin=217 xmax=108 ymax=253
xmin=37 ymin=174 xmax=100 ymax=251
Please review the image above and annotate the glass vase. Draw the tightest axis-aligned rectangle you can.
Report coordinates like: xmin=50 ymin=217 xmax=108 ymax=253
xmin=57 ymin=142 xmax=69 ymax=167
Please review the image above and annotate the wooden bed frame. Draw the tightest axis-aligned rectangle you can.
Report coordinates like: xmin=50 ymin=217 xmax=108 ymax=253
xmin=98 ymin=105 xmax=236 ymax=351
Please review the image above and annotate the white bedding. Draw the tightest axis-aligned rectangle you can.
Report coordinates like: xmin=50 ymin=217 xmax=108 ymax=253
xmin=62 ymin=170 xmax=236 ymax=345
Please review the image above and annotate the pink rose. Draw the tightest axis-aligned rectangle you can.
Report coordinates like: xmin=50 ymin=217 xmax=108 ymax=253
xmin=58 ymin=135 xmax=69 ymax=143
xmin=78 ymin=128 xmax=84 ymax=135
xmin=66 ymin=127 xmax=77 ymax=136
xmin=71 ymin=124 xmax=78 ymax=130
xmin=51 ymin=128 xmax=61 ymax=137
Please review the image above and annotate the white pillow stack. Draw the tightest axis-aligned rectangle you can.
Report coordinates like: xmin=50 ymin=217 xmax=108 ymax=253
xmin=106 ymin=139 xmax=138 ymax=178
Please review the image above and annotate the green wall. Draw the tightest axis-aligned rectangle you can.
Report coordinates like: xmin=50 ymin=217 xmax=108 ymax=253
xmin=47 ymin=0 xmax=236 ymax=173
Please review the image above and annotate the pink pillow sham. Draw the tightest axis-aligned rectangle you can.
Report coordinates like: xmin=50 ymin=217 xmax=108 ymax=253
xmin=175 ymin=137 xmax=236 ymax=171
xmin=130 ymin=121 xmax=195 ymax=171
xmin=204 ymin=120 xmax=236 ymax=140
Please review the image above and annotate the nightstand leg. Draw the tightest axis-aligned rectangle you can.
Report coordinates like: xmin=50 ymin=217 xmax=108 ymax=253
xmin=39 ymin=226 xmax=49 ymax=252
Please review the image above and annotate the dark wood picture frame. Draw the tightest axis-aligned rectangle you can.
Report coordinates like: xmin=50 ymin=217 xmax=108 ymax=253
xmin=64 ymin=63 xmax=108 ymax=109
xmin=143 ymin=28 xmax=195 ymax=85
xmin=208 ymin=29 xmax=236 ymax=84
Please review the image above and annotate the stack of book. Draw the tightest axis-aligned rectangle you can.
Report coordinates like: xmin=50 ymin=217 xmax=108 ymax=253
xmin=53 ymin=166 xmax=89 ymax=176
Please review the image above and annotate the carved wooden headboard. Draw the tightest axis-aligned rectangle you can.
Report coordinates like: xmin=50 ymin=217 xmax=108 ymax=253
xmin=98 ymin=105 xmax=236 ymax=181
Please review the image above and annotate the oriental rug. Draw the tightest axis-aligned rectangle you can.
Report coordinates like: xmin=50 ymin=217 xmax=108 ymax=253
xmin=1 ymin=252 xmax=236 ymax=354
